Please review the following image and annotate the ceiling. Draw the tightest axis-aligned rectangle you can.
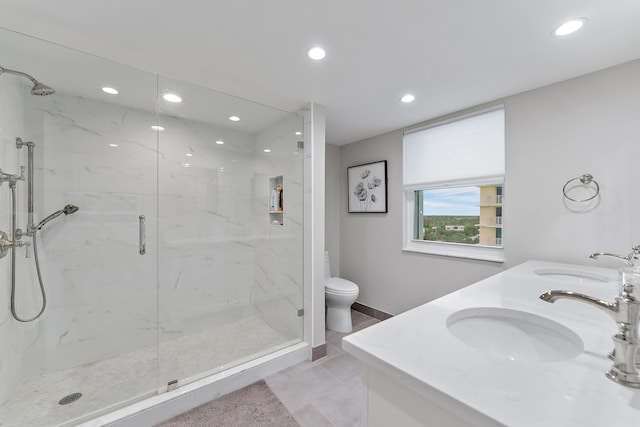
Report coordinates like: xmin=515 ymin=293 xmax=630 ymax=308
xmin=0 ymin=0 xmax=639 ymax=145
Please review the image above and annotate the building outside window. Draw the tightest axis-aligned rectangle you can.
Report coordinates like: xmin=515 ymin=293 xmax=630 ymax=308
xmin=477 ymin=185 xmax=503 ymax=246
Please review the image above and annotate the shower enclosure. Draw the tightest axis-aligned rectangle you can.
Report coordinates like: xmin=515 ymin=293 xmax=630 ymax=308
xmin=0 ymin=29 xmax=304 ymax=426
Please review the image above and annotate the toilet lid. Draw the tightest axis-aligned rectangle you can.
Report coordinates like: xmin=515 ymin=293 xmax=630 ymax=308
xmin=325 ymin=277 xmax=359 ymax=295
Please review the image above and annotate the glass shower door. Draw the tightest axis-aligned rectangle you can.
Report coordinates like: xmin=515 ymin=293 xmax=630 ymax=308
xmin=156 ymin=76 xmax=304 ymax=388
xmin=0 ymin=28 xmax=161 ymax=426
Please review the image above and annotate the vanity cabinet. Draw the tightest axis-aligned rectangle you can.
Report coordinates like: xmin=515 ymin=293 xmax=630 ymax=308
xmin=343 ymin=261 xmax=640 ymax=426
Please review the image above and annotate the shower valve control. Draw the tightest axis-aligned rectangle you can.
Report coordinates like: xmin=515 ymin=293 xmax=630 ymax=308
xmin=0 ymin=168 xmax=25 ymax=184
xmin=0 ymin=230 xmax=31 ymax=259
xmin=15 ymin=228 xmax=25 ymax=240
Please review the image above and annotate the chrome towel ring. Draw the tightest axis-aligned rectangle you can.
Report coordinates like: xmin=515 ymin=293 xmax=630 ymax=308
xmin=562 ymin=173 xmax=600 ymax=202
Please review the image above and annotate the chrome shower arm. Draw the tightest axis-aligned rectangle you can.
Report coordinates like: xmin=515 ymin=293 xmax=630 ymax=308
xmin=0 ymin=66 xmax=38 ymax=85
xmin=0 ymin=65 xmax=55 ymax=96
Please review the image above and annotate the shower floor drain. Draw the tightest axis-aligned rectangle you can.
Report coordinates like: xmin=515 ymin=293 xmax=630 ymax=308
xmin=59 ymin=392 xmax=82 ymax=405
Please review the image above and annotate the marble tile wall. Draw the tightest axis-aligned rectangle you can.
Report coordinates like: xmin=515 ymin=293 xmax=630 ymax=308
xmin=155 ymin=104 xmax=304 ymax=383
xmin=0 ymin=76 xmax=304 ymax=416
xmin=0 ymin=75 xmax=26 ymax=415
xmin=16 ymin=92 xmax=159 ymax=381
xmin=253 ymin=114 xmax=305 ymax=341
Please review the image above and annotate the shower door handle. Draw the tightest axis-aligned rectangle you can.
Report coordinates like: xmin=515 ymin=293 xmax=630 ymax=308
xmin=139 ymin=215 xmax=146 ymax=255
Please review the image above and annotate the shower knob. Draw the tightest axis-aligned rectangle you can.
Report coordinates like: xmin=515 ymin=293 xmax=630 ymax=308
xmin=0 ymin=230 xmax=31 ymax=259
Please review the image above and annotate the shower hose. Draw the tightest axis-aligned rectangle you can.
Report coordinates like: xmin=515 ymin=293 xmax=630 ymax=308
xmin=10 ymin=182 xmax=47 ymax=322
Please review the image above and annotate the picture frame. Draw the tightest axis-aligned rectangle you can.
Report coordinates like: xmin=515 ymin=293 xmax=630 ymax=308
xmin=348 ymin=160 xmax=388 ymax=213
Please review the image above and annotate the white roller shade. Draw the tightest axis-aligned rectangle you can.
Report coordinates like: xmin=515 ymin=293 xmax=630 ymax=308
xmin=403 ymin=107 xmax=504 ymax=189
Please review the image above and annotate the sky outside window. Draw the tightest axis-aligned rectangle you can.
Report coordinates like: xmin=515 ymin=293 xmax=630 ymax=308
xmin=422 ymin=187 xmax=480 ymax=216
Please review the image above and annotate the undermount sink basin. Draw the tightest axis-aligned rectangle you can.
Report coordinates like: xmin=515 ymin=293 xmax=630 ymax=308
xmin=446 ymin=307 xmax=584 ymax=362
xmin=534 ymin=268 xmax=613 ymax=284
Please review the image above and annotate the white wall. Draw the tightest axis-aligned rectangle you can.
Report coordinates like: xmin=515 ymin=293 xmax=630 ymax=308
xmin=303 ymin=103 xmax=327 ymax=356
xmin=335 ymin=58 xmax=640 ymax=315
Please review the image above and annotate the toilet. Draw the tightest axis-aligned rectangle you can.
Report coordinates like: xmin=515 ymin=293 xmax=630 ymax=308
xmin=324 ymin=251 xmax=360 ymax=333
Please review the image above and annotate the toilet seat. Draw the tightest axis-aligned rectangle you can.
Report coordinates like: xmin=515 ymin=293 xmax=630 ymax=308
xmin=325 ymin=277 xmax=359 ymax=295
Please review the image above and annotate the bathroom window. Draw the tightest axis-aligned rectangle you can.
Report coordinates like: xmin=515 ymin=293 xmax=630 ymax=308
xmin=402 ymin=106 xmax=505 ymax=262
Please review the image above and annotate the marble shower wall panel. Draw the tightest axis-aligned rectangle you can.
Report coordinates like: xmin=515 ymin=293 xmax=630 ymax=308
xmin=157 ymin=113 xmax=261 ymax=337
xmin=14 ymin=93 xmax=159 ymax=377
xmin=0 ymin=75 xmax=26 ymax=416
xmin=1 ymin=71 xmax=306 ymax=418
xmin=253 ymin=114 xmax=304 ymax=340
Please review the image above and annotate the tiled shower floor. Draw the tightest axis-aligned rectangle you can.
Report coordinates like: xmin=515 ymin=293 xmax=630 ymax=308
xmin=0 ymin=315 xmax=294 ymax=427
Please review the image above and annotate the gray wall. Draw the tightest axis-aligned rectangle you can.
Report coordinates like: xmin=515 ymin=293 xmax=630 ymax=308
xmin=325 ymin=143 xmax=341 ymax=276
xmin=332 ymin=58 xmax=640 ymax=315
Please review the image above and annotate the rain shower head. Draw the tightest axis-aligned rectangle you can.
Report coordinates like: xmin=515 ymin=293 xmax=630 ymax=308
xmin=31 ymin=81 xmax=56 ymax=96
xmin=0 ymin=66 xmax=56 ymax=96
xmin=36 ymin=204 xmax=79 ymax=230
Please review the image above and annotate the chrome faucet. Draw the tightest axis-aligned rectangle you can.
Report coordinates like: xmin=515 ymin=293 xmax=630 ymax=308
xmin=540 ymin=283 xmax=640 ymax=388
xmin=589 ymin=245 xmax=640 ymax=267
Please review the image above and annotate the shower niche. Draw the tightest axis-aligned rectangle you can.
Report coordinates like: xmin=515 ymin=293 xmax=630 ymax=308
xmin=269 ymin=175 xmax=284 ymax=225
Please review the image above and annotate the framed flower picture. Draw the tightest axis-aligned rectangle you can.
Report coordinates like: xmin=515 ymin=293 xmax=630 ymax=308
xmin=347 ymin=160 xmax=388 ymax=213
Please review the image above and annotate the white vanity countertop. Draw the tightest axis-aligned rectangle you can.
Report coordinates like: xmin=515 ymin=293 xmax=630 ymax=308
xmin=342 ymin=260 xmax=640 ymax=427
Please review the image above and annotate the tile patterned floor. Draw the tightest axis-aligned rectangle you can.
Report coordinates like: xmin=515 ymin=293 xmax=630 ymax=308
xmin=1 ymin=310 xmax=379 ymax=427
xmin=0 ymin=315 xmax=293 ymax=427
xmin=266 ymin=310 xmax=380 ymax=427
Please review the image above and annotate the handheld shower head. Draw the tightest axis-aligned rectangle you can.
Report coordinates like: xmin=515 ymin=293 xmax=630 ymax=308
xmin=0 ymin=66 xmax=55 ymax=96
xmin=63 ymin=204 xmax=79 ymax=215
xmin=36 ymin=204 xmax=79 ymax=230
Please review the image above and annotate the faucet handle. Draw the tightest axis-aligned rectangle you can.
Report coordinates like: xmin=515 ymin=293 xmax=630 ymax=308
xmin=625 ymin=245 xmax=640 ymax=267
xmin=620 ymin=267 xmax=640 ymax=300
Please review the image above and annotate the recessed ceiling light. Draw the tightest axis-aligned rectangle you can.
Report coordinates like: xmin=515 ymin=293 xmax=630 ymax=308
xmin=264 ymin=149 xmax=271 ymax=153
xmin=307 ymin=46 xmax=326 ymax=60
xmin=216 ymin=140 xmax=224 ymax=145
xmin=295 ymin=131 xmax=302 ymax=135
xmin=554 ymin=18 xmax=586 ymax=36
xmin=185 ymin=153 xmax=193 ymax=157
xmin=229 ymin=116 xmax=240 ymax=122
xmin=400 ymin=94 xmax=415 ymax=103
xmin=183 ymin=163 xmax=191 ymax=167
xmin=108 ymin=143 xmax=119 ymax=147
xmin=163 ymin=93 xmax=182 ymax=103
xmin=102 ymin=87 xmax=118 ymax=95
xmin=151 ymin=125 xmax=165 ymax=131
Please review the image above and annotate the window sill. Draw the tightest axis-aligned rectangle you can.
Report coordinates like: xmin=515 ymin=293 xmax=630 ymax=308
xmin=402 ymin=239 xmax=504 ymax=263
